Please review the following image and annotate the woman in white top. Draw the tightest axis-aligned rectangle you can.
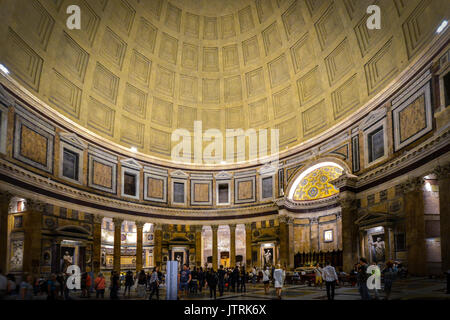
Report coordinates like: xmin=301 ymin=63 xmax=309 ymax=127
xmin=273 ymin=264 xmax=285 ymax=299
xmin=262 ymin=267 xmax=271 ymax=294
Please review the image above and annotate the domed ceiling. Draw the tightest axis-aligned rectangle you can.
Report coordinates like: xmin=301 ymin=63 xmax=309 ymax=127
xmin=0 ymin=0 xmax=446 ymax=165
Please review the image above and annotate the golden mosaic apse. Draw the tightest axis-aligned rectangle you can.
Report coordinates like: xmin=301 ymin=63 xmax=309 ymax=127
xmin=292 ymin=165 xmax=343 ymax=201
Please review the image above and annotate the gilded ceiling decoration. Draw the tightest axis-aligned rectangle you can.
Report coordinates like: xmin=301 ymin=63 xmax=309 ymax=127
xmin=292 ymin=165 xmax=342 ymax=201
xmin=0 ymin=0 xmax=445 ymax=164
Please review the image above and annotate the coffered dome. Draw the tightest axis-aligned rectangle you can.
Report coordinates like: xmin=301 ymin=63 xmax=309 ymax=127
xmin=0 ymin=0 xmax=446 ymax=165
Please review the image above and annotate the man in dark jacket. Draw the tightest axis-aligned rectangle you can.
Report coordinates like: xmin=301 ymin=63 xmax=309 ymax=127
xmin=206 ymin=268 xmax=218 ymax=299
xmin=217 ymin=265 xmax=226 ymax=296
xmin=357 ymin=258 xmax=371 ymax=300
xmin=231 ymin=266 xmax=239 ymax=292
xmin=198 ymin=267 xmax=205 ymax=292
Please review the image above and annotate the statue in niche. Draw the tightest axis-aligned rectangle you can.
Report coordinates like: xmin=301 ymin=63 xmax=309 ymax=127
xmin=264 ymin=248 xmax=273 ymax=266
xmin=370 ymin=236 xmax=385 ymax=263
xmin=101 ymin=251 xmax=106 ymax=266
xmin=62 ymin=251 xmax=73 ymax=273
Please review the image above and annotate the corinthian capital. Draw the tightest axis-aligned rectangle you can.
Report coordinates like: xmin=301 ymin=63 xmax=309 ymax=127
xmin=338 ymin=197 xmax=357 ymax=210
xmin=400 ymin=177 xmax=424 ymax=194
xmin=278 ymin=214 xmax=294 ymax=225
xmin=0 ymin=191 xmax=14 ymax=203
xmin=25 ymin=198 xmax=45 ymax=212
xmin=93 ymin=214 xmax=104 ymax=224
xmin=135 ymin=221 xmax=145 ymax=229
xmin=112 ymin=217 xmax=124 ymax=228
xmin=433 ymin=163 xmax=450 ymax=180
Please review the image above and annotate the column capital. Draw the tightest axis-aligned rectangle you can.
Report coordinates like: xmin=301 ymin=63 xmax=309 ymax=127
xmin=278 ymin=214 xmax=294 ymax=225
xmin=0 ymin=191 xmax=14 ymax=203
xmin=310 ymin=217 xmax=319 ymax=224
xmin=229 ymin=224 xmax=236 ymax=231
xmin=153 ymin=223 xmax=163 ymax=231
xmin=338 ymin=197 xmax=357 ymax=210
xmin=25 ymin=198 xmax=45 ymax=212
xmin=112 ymin=217 xmax=124 ymax=227
xmin=211 ymin=224 xmax=219 ymax=232
xmin=93 ymin=214 xmax=104 ymax=224
xmin=433 ymin=163 xmax=450 ymax=180
xmin=135 ymin=221 xmax=145 ymax=229
xmin=400 ymin=177 xmax=424 ymax=194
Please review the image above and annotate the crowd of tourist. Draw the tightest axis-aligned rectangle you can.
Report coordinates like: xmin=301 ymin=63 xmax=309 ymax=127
xmin=175 ymin=263 xmax=286 ymax=299
xmin=0 ymin=259 xmax=401 ymax=300
xmin=303 ymin=258 xmax=402 ymax=300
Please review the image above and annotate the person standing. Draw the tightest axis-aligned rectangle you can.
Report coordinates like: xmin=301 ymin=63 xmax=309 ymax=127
xmin=80 ymin=272 xmax=87 ymax=298
xmin=124 ymin=270 xmax=134 ymax=297
xmin=217 ymin=265 xmax=226 ymax=297
xmin=383 ymin=261 xmax=396 ymax=300
xmin=230 ymin=266 xmax=238 ymax=292
xmin=18 ymin=274 xmax=34 ymax=300
xmin=240 ymin=266 xmax=247 ymax=293
xmin=206 ymin=268 xmax=218 ymax=299
xmin=322 ymin=261 xmax=339 ymax=300
xmin=148 ymin=267 xmax=160 ymax=300
xmin=137 ymin=270 xmax=146 ymax=298
xmin=263 ymin=267 xmax=271 ymax=294
xmin=190 ymin=267 xmax=199 ymax=294
xmin=47 ymin=274 xmax=60 ymax=300
xmin=110 ymin=271 xmax=120 ymax=300
xmin=198 ymin=267 xmax=205 ymax=293
xmin=357 ymin=258 xmax=371 ymax=300
xmin=85 ymin=272 xmax=92 ymax=298
xmin=314 ymin=263 xmax=323 ymax=289
xmin=251 ymin=266 xmax=257 ymax=284
xmin=94 ymin=273 xmax=106 ymax=299
xmin=178 ymin=264 xmax=192 ymax=299
xmin=273 ymin=264 xmax=285 ymax=299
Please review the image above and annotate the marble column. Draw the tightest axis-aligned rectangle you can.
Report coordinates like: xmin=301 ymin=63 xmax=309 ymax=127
xmin=401 ymin=177 xmax=426 ymax=276
xmin=278 ymin=214 xmax=294 ymax=269
xmin=92 ymin=215 xmax=103 ymax=275
xmin=211 ymin=225 xmax=218 ymax=270
xmin=336 ymin=212 xmax=343 ymax=250
xmin=385 ymin=226 xmax=395 ymax=262
xmin=23 ymin=199 xmax=44 ymax=275
xmin=135 ymin=221 xmax=144 ymax=272
xmin=338 ymin=196 xmax=358 ymax=273
xmin=245 ymin=223 xmax=252 ymax=270
xmin=332 ymin=172 xmax=358 ymax=272
xmin=434 ymin=164 xmax=450 ymax=273
xmin=359 ymin=230 xmax=366 ymax=259
xmin=229 ymin=224 xmax=236 ymax=267
xmin=194 ymin=225 xmax=202 ymax=267
xmin=0 ymin=191 xmax=13 ymax=273
xmin=153 ymin=223 xmax=163 ymax=268
xmin=112 ymin=217 xmax=123 ymax=273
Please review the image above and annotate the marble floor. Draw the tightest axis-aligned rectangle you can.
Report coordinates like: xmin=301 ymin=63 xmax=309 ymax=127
xmin=26 ymin=277 xmax=449 ymax=300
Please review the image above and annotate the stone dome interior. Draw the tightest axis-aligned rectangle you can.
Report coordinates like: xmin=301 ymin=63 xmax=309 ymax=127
xmin=0 ymin=0 xmax=446 ymax=165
